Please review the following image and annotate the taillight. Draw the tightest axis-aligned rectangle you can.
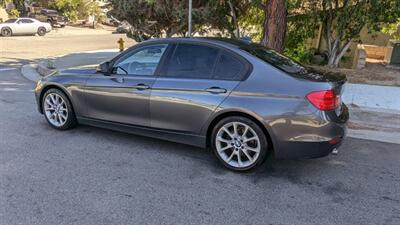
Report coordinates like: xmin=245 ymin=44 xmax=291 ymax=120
xmin=306 ymin=90 xmax=340 ymax=111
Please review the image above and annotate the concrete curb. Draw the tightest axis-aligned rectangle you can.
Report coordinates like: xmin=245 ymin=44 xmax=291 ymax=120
xmin=347 ymin=128 xmax=400 ymax=145
xmin=342 ymin=83 xmax=400 ymax=111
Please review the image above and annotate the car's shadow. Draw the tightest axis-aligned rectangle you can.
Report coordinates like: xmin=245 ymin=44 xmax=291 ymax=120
xmin=62 ymin=123 xmax=336 ymax=184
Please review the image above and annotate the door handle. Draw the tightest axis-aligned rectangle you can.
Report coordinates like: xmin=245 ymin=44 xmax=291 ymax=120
xmin=205 ymin=87 xmax=227 ymax=94
xmin=132 ymin=83 xmax=150 ymax=90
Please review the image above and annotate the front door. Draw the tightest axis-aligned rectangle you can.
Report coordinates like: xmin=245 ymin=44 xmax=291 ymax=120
xmin=84 ymin=44 xmax=168 ymax=127
xmin=150 ymin=43 xmax=249 ymax=134
xmin=15 ymin=19 xmax=36 ymax=34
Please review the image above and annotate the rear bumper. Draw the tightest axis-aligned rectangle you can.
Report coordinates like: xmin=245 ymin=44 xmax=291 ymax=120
xmin=53 ymin=21 xmax=68 ymax=26
xmin=274 ymin=131 xmax=346 ymax=159
xmin=272 ymin=104 xmax=349 ymax=159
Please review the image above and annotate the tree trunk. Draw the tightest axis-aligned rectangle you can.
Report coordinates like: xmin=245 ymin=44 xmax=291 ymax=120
xmin=325 ymin=35 xmax=353 ymax=67
xmin=261 ymin=0 xmax=287 ymax=53
xmin=227 ymin=0 xmax=240 ymax=38
xmin=332 ymin=40 xmax=352 ymax=67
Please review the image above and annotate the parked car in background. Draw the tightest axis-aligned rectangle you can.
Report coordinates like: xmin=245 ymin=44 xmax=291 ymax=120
xmin=29 ymin=9 xmax=68 ymax=28
xmin=116 ymin=20 xmax=131 ymax=33
xmin=0 ymin=18 xmax=52 ymax=37
xmin=34 ymin=38 xmax=349 ymax=171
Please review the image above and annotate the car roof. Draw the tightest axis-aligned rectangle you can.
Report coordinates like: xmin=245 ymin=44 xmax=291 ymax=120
xmin=143 ymin=37 xmax=255 ymax=49
xmin=17 ymin=17 xmax=35 ymax=20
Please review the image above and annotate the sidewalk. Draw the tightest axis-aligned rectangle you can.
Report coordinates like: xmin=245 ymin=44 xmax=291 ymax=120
xmin=20 ymin=49 xmax=400 ymax=145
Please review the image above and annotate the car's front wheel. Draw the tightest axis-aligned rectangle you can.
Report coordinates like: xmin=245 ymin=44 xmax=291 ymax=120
xmin=37 ymin=27 xmax=46 ymax=36
xmin=211 ymin=116 xmax=268 ymax=171
xmin=1 ymin=27 xmax=12 ymax=37
xmin=42 ymin=89 xmax=77 ymax=130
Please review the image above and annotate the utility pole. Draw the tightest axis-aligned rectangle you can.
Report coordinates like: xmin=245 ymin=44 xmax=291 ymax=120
xmin=188 ymin=0 xmax=192 ymax=38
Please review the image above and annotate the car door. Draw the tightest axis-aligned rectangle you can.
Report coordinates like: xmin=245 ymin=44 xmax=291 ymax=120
xmin=150 ymin=43 xmax=250 ymax=134
xmin=15 ymin=19 xmax=36 ymax=34
xmin=84 ymin=43 xmax=169 ymax=127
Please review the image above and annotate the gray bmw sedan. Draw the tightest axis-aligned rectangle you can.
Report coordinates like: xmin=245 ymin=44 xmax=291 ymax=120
xmin=34 ymin=38 xmax=349 ymax=171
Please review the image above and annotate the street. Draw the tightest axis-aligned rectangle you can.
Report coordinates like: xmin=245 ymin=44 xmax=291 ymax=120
xmin=0 ymin=67 xmax=399 ymax=225
xmin=0 ymin=26 xmax=135 ymax=64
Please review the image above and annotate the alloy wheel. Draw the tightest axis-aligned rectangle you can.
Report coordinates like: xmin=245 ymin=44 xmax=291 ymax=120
xmin=44 ymin=93 xmax=68 ymax=127
xmin=215 ymin=122 xmax=261 ymax=168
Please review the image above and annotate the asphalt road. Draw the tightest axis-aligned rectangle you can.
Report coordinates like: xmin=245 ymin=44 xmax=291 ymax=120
xmin=0 ymin=26 xmax=135 ymax=64
xmin=0 ymin=68 xmax=400 ymax=225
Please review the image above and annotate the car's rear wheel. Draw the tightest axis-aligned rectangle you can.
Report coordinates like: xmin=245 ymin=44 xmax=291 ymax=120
xmin=1 ymin=27 xmax=12 ymax=37
xmin=211 ymin=116 xmax=268 ymax=171
xmin=37 ymin=27 xmax=46 ymax=36
xmin=42 ymin=89 xmax=77 ymax=130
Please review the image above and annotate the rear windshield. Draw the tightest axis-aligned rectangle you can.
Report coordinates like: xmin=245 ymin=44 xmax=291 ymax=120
xmin=4 ymin=19 xmax=17 ymax=23
xmin=241 ymin=45 xmax=307 ymax=74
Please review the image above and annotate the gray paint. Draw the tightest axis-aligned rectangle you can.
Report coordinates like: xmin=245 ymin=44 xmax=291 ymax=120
xmin=35 ymin=38 xmax=349 ymax=159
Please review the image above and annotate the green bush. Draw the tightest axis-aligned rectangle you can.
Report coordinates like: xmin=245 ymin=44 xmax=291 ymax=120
xmin=284 ymin=43 xmax=315 ymax=64
xmin=8 ymin=9 xmax=20 ymax=18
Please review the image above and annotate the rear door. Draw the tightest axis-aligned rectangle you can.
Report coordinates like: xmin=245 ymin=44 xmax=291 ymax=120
xmin=150 ymin=43 xmax=249 ymax=134
xmin=84 ymin=43 xmax=169 ymax=127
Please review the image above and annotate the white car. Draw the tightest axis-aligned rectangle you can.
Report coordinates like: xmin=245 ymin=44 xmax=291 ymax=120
xmin=0 ymin=18 xmax=52 ymax=37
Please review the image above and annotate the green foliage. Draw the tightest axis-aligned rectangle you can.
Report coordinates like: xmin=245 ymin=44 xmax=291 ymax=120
xmin=109 ymin=0 xmax=255 ymax=42
xmin=8 ymin=8 xmax=20 ymax=18
xmin=238 ymin=5 xmax=264 ymax=42
xmin=382 ymin=19 xmax=400 ymax=40
xmin=286 ymin=0 xmax=400 ymax=67
xmin=284 ymin=43 xmax=315 ymax=64
xmin=50 ymin=0 xmax=82 ymax=21
xmin=285 ymin=11 xmax=319 ymax=63
xmin=30 ymin=0 xmax=103 ymax=22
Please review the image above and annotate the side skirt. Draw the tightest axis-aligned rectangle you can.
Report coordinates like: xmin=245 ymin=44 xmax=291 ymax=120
xmin=77 ymin=117 xmax=207 ymax=148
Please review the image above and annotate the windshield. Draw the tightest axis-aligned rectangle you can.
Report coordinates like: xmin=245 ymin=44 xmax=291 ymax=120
xmin=241 ymin=45 xmax=307 ymax=74
xmin=4 ymin=19 xmax=17 ymax=23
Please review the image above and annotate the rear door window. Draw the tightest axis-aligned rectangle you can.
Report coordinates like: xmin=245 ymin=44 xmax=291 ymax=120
xmin=213 ymin=52 xmax=246 ymax=81
xmin=160 ymin=43 xmax=219 ymax=79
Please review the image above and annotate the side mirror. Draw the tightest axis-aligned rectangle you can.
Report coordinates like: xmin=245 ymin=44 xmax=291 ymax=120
xmin=96 ymin=62 xmax=110 ymax=74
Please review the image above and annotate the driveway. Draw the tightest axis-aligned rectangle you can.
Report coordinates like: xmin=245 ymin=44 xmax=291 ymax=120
xmin=0 ymin=66 xmax=399 ymax=225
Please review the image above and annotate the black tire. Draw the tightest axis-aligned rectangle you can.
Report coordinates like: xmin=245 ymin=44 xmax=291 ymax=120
xmin=1 ymin=27 xmax=12 ymax=37
xmin=47 ymin=20 xmax=55 ymax=28
xmin=211 ymin=116 xmax=268 ymax=171
xmin=42 ymin=89 xmax=77 ymax=130
xmin=60 ymin=25 xmax=66 ymax=28
xmin=37 ymin=27 xmax=46 ymax=36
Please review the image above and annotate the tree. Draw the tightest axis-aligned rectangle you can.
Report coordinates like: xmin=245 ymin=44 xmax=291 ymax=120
xmin=260 ymin=0 xmax=287 ymax=53
xmin=30 ymin=0 xmax=102 ymax=22
xmin=208 ymin=0 xmax=252 ymax=38
xmin=382 ymin=18 xmax=400 ymax=40
xmin=109 ymin=0 xmax=252 ymax=42
xmin=293 ymin=0 xmax=400 ymax=67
